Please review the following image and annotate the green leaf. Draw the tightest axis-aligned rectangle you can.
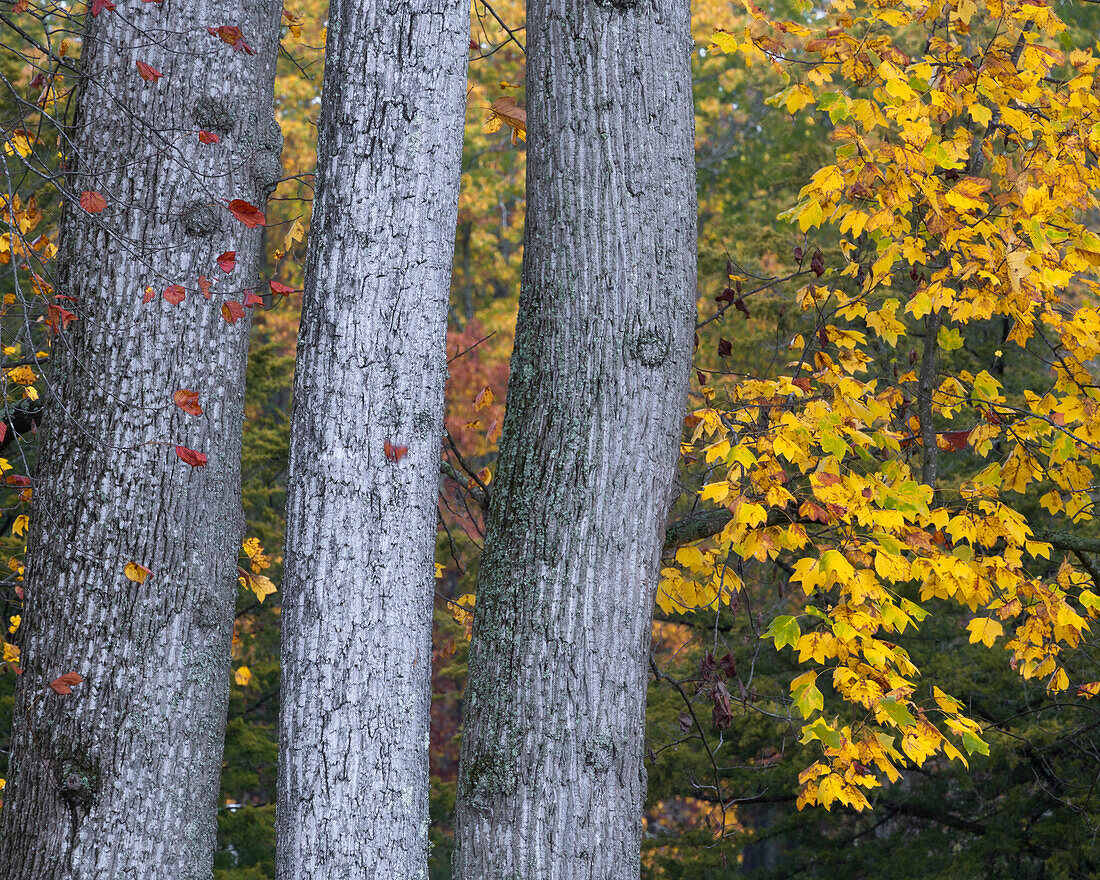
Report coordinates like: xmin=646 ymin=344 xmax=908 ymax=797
xmin=879 ymin=696 xmax=917 ymax=728
xmin=961 ymin=731 xmax=990 ymax=756
xmin=762 ymin=614 xmax=801 ymax=650
xmin=792 ymin=671 xmax=824 ymax=719
xmin=802 ymin=717 xmax=843 ymax=749
xmin=937 ymin=325 xmax=964 ymax=351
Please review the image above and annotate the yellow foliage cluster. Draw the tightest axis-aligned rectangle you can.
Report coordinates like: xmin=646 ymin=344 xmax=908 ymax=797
xmin=665 ymin=0 xmax=1100 ymax=811
xmin=239 ymin=537 xmax=277 ymax=603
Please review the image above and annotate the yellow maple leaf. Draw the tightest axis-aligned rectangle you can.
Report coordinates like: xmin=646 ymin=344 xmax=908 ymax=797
xmin=450 ymin=592 xmax=475 ymax=639
xmin=484 ymin=97 xmax=526 ymax=143
xmin=474 ymin=385 xmax=494 ymax=411
xmin=6 ymin=366 xmax=36 ymax=385
xmin=283 ymin=217 xmax=306 ymax=251
xmin=966 ymin=617 xmax=1004 ymax=648
xmin=240 ymin=571 xmax=277 ymax=603
xmin=123 ymin=562 xmax=151 ymax=584
xmin=2 ymin=130 xmax=33 ymax=158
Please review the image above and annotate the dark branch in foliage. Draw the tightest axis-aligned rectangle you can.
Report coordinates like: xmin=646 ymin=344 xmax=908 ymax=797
xmin=0 ymin=399 xmax=43 ymax=455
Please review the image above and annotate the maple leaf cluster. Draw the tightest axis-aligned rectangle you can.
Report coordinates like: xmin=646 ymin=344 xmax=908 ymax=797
xmin=669 ymin=0 xmax=1100 ymax=811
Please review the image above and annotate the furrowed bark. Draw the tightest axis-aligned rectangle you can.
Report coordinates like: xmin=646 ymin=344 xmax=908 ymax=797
xmin=0 ymin=2 xmax=282 ymax=878
xmin=275 ymin=2 xmax=468 ymax=879
xmin=453 ymin=1 xmax=697 ymax=877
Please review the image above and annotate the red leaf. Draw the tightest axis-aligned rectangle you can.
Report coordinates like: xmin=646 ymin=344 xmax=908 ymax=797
xmin=198 ymin=130 xmax=220 ymax=144
xmin=227 ymin=199 xmax=266 ymax=228
xmin=243 ymin=290 xmax=264 ymax=308
xmin=14 ymin=585 xmax=23 ymax=600
xmin=216 ymin=251 xmax=236 ymax=273
xmin=142 ymin=285 xmax=156 ymax=304
xmin=221 ymin=300 xmax=245 ymax=324
xmin=384 ymin=441 xmax=408 ymax=463
xmin=49 ymin=672 xmax=83 ymax=695
xmin=5 ymin=474 xmax=31 ymax=487
xmin=79 ymin=190 xmax=106 ymax=213
xmin=90 ymin=0 xmax=115 ymax=14
xmin=46 ymin=304 xmax=78 ymax=333
xmin=269 ymin=280 xmax=295 ymax=296
xmin=163 ymin=284 xmax=186 ymax=305
xmin=198 ymin=275 xmax=212 ymax=300
xmin=939 ymin=429 xmax=972 ymax=452
xmin=208 ymin=25 xmax=255 ymax=55
xmin=135 ymin=61 xmax=163 ymax=83
xmin=175 ymin=445 xmax=207 ymax=467
xmin=0 ymin=423 xmax=7 ymax=446
xmin=173 ymin=389 xmax=203 ymax=417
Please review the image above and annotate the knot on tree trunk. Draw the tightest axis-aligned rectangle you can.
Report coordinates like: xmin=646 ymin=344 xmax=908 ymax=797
xmin=56 ymin=758 xmax=98 ymax=808
xmin=628 ymin=323 xmax=670 ymax=367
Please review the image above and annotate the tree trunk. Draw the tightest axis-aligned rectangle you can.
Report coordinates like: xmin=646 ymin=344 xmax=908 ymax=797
xmin=0 ymin=2 xmax=282 ymax=878
xmin=453 ymin=2 xmax=697 ymax=878
xmin=275 ymin=3 xmax=468 ymax=879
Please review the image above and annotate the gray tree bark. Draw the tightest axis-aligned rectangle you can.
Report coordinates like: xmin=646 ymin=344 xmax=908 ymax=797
xmin=0 ymin=1 xmax=282 ymax=878
xmin=453 ymin=1 xmax=697 ymax=878
xmin=275 ymin=3 xmax=468 ymax=879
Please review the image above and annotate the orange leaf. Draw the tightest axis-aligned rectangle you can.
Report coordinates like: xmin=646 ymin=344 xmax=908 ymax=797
xmin=485 ymin=96 xmax=527 ymax=142
xmin=175 ymin=445 xmax=207 ymax=467
xmin=163 ymin=284 xmax=185 ymax=305
xmin=173 ymin=389 xmax=203 ymax=417
xmin=79 ymin=191 xmax=106 ymax=213
xmin=228 ymin=199 xmax=265 ymax=228
xmin=198 ymin=130 xmax=219 ymax=144
xmin=384 ymin=441 xmax=408 ymax=463
xmin=49 ymin=672 xmax=83 ymax=695
xmin=198 ymin=275 xmax=212 ymax=300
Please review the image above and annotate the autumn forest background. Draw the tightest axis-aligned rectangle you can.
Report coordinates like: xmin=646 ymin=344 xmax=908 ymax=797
xmin=1 ymin=0 xmax=1100 ymax=877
